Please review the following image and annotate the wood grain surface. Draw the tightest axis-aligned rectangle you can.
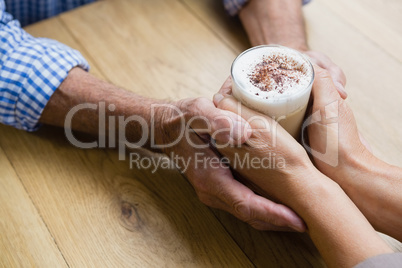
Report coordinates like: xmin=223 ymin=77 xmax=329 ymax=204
xmin=0 ymin=147 xmax=68 ymax=267
xmin=1 ymin=0 xmax=401 ymax=267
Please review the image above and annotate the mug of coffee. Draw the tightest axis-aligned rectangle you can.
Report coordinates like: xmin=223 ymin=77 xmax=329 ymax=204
xmin=231 ymin=45 xmax=314 ymax=138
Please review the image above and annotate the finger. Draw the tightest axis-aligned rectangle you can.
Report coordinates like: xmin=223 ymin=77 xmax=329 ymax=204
xmin=197 ymin=193 xmax=296 ymax=231
xmin=214 ymin=94 xmax=262 ymax=121
xmin=245 ymin=194 xmax=306 ymax=232
xmin=213 ymin=77 xmax=233 ymax=107
xmin=312 ymin=65 xmax=343 ymax=106
xmin=188 ymin=144 xmax=306 ymax=232
xmin=218 ymin=76 xmax=233 ymax=96
xmin=187 ymin=97 xmax=251 ymax=144
xmin=179 ymin=131 xmax=303 ymax=232
xmin=311 ymin=53 xmax=347 ymax=87
xmin=326 ymin=65 xmax=348 ymax=99
xmin=213 ymin=94 xmax=280 ymax=137
xmin=247 ymin=220 xmax=298 ymax=232
xmin=213 ymin=93 xmax=225 ymax=107
xmin=307 ymin=52 xmax=347 ymax=99
xmin=214 ymin=171 xmax=306 ymax=232
xmin=333 ymin=82 xmax=348 ymax=100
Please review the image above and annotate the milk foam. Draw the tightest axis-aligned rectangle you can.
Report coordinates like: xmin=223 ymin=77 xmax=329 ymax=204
xmin=232 ymin=46 xmax=313 ymax=100
xmin=231 ymin=45 xmax=314 ymax=138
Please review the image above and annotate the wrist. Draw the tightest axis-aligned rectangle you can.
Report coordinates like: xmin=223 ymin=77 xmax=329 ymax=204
xmin=150 ymin=100 xmax=181 ymax=154
xmin=239 ymin=0 xmax=308 ymax=50
xmin=335 ymin=148 xmax=379 ymax=189
xmin=335 ymin=151 xmax=402 ymax=236
xmin=286 ymin=166 xmax=340 ymax=208
xmin=152 ymin=98 xmax=203 ymax=155
xmin=276 ymin=157 xmax=340 ymax=210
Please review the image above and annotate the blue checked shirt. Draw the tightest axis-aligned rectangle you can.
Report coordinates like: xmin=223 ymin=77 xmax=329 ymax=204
xmin=1 ymin=0 xmax=310 ymax=132
xmin=224 ymin=0 xmax=312 ymax=16
xmin=0 ymin=0 xmax=90 ymax=131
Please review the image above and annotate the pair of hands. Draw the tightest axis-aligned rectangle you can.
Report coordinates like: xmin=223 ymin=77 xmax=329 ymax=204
xmin=213 ymin=65 xmax=368 ymax=213
xmin=157 ymin=52 xmax=360 ymax=232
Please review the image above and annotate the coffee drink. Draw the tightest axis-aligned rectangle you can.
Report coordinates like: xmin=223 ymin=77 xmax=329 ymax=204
xmin=231 ymin=45 xmax=314 ymax=138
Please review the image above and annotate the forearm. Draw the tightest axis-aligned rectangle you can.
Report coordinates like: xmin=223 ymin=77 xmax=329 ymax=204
xmin=337 ymin=153 xmax=402 ymax=241
xmin=239 ymin=0 xmax=308 ymax=50
xmin=39 ymin=67 xmax=166 ymax=151
xmin=213 ymin=92 xmax=392 ymax=265
xmin=221 ymin=155 xmax=392 ymax=267
xmin=286 ymin=170 xmax=392 ymax=268
xmin=216 ymin=142 xmax=391 ymax=266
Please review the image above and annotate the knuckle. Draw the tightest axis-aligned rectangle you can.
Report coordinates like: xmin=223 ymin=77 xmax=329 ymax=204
xmin=192 ymin=98 xmax=218 ymax=124
xmin=335 ymin=66 xmax=343 ymax=74
xmin=216 ymin=96 xmax=234 ymax=111
xmin=193 ymin=97 xmax=211 ymax=111
xmin=213 ymin=182 xmax=231 ymax=202
xmin=212 ymin=112 xmax=232 ymax=131
xmin=232 ymin=199 xmax=250 ymax=221
xmin=330 ymin=66 xmax=344 ymax=78
xmin=316 ymin=68 xmax=331 ymax=79
xmin=177 ymin=98 xmax=191 ymax=112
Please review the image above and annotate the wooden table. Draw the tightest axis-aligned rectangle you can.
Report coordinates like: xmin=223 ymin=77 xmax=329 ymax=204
xmin=1 ymin=0 xmax=401 ymax=266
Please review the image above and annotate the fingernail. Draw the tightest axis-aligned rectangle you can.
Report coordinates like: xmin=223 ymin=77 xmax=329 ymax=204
xmin=213 ymin=93 xmax=224 ymax=106
xmin=334 ymin=82 xmax=348 ymax=99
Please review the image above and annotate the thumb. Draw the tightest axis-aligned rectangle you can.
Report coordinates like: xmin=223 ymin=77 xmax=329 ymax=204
xmin=188 ymin=98 xmax=252 ymax=145
xmin=213 ymin=94 xmax=277 ymax=132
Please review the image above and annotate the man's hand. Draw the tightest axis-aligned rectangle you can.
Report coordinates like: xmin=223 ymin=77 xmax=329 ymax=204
xmin=237 ymin=0 xmax=348 ymax=99
xmin=154 ymin=97 xmax=306 ymax=232
xmin=304 ymin=51 xmax=347 ymax=99
xmin=41 ymin=68 xmax=305 ymax=232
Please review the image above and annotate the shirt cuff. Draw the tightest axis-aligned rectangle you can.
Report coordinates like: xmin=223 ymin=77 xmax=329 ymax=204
xmin=0 ymin=21 xmax=89 ymax=132
xmin=20 ymin=39 xmax=90 ymax=132
xmin=223 ymin=0 xmax=312 ymax=16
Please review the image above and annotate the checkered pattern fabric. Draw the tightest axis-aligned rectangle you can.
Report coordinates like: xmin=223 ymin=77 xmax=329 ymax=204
xmin=224 ymin=0 xmax=312 ymax=16
xmin=4 ymin=0 xmax=94 ymax=26
xmin=0 ymin=0 xmax=310 ymax=132
xmin=0 ymin=0 xmax=89 ymax=131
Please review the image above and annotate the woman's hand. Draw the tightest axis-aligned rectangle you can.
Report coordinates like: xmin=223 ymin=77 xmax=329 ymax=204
xmin=305 ymin=66 xmax=402 ymax=241
xmin=303 ymin=66 xmax=372 ymax=184
xmin=213 ymin=77 xmax=317 ymax=209
xmin=155 ymin=96 xmax=306 ymax=232
xmin=214 ymin=76 xmax=393 ymax=267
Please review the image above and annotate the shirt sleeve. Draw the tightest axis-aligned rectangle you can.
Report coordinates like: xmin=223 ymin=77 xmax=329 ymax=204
xmin=354 ymin=253 xmax=402 ymax=268
xmin=0 ymin=0 xmax=89 ymax=132
xmin=223 ymin=0 xmax=312 ymax=16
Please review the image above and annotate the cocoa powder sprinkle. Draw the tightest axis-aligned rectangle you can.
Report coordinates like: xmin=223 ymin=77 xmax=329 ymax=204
xmin=248 ymin=55 xmax=305 ymax=93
